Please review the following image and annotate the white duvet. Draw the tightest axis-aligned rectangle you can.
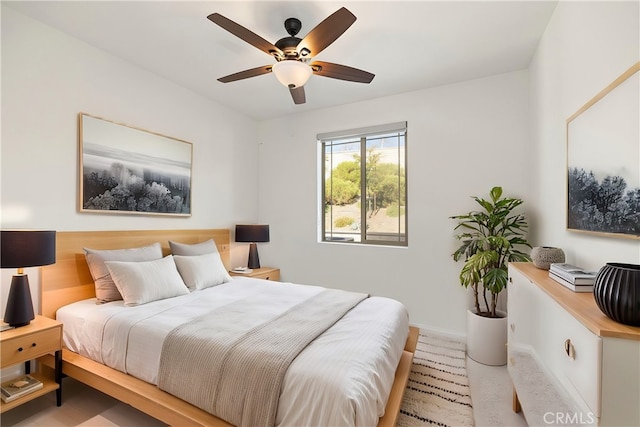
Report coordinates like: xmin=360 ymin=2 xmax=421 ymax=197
xmin=56 ymin=277 xmax=409 ymax=426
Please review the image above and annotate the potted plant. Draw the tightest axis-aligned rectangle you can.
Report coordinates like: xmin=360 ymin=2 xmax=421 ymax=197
xmin=451 ymin=186 xmax=531 ymax=365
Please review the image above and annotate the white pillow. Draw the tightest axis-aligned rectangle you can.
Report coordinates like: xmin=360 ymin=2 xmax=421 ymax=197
xmin=173 ymin=252 xmax=232 ymax=291
xmin=105 ymin=256 xmax=189 ymax=306
xmin=84 ymin=243 xmax=163 ymax=303
xmin=169 ymin=239 xmax=218 ymax=256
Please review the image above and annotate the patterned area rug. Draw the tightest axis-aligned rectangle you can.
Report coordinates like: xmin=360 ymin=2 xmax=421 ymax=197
xmin=398 ymin=331 xmax=475 ymax=426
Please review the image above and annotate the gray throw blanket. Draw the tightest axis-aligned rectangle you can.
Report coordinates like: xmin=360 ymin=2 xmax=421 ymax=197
xmin=157 ymin=288 xmax=368 ymax=427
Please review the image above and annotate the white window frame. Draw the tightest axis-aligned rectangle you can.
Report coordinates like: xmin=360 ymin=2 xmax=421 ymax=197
xmin=318 ymin=122 xmax=408 ymax=246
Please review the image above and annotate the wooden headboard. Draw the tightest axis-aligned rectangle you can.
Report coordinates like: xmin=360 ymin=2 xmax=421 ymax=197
xmin=40 ymin=229 xmax=230 ymax=319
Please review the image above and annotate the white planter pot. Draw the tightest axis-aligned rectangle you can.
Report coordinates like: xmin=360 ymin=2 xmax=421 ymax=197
xmin=466 ymin=309 xmax=508 ymax=366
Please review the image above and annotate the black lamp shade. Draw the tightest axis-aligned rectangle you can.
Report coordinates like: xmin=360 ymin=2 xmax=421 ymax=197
xmin=235 ymin=225 xmax=269 ymax=269
xmin=2 ymin=230 xmax=56 ymax=327
xmin=1 ymin=230 xmax=56 ymax=268
xmin=235 ymin=225 xmax=270 ymax=243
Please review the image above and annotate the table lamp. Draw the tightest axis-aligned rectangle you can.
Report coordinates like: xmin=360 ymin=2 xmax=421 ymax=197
xmin=1 ymin=230 xmax=56 ymax=327
xmin=235 ymin=225 xmax=269 ymax=269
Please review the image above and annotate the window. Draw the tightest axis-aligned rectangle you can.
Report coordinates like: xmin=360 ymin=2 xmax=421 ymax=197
xmin=319 ymin=122 xmax=407 ymax=246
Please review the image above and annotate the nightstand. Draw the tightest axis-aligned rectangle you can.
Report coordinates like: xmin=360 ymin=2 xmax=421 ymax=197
xmin=229 ymin=267 xmax=280 ymax=281
xmin=0 ymin=315 xmax=62 ymax=412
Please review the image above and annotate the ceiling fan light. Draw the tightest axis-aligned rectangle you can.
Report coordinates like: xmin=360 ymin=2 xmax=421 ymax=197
xmin=272 ymin=61 xmax=312 ymax=88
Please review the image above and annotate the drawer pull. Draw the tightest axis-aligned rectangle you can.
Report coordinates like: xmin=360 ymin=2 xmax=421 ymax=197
xmin=564 ymin=339 xmax=575 ymax=360
xmin=16 ymin=343 xmax=36 ymax=352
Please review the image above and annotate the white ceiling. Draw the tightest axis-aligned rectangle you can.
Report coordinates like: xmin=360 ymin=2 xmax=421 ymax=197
xmin=5 ymin=1 xmax=557 ymax=121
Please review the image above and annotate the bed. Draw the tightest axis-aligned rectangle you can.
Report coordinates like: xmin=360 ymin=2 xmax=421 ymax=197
xmin=40 ymin=229 xmax=418 ymax=426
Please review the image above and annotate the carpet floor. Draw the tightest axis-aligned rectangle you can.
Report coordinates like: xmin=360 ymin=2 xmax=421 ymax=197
xmin=398 ymin=331 xmax=475 ymax=426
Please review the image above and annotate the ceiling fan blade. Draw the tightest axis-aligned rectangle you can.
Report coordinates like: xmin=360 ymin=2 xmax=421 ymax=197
xmin=218 ymin=65 xmax=273 ymax=83
xmin=207 ymin=13 xmax=284 ymax=59
xmin=296 ymin=7 xmax=356 ymax=58
xmin=289 ymin=86 xmax=306 ymax=104
xmin=310 ymin=61 xmax=374 ymax=83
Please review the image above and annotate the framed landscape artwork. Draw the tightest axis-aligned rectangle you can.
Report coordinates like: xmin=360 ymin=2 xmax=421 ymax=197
xmin=566 ymin=62 xmax=640 ymax=239
xmin=79 ymin=113 xmax=192 ymax=216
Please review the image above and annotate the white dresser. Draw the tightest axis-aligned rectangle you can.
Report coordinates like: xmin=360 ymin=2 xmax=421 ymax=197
xmin=508 ymin=263 xmax=640 ymax=427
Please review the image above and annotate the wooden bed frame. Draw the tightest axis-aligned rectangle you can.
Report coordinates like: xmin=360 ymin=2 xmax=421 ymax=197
xmin=40 ymin=229 xmax=418 ymax=427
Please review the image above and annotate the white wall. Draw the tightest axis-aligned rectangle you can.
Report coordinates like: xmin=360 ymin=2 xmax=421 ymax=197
xmin=0 ymin=6 xmax=259 ymax=314
xmin=257 ymin=70 xmax=533 ymax=333
xmin=3 ymin=2 xmax=637 ymax=338
xmin=529 ymin=1 xmax=640 ymax=269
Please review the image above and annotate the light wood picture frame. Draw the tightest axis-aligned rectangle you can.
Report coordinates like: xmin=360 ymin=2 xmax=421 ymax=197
xmin=79 ymin=113 xmax=192 ymax=216
xmin=566 ymin=62 xmax=640 ymax=239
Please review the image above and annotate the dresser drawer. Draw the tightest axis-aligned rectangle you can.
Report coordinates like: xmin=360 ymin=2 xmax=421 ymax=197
xmin=1 ymin=327 xmax=61 ymax=366
xmin=553 ymin=300 xmax=602 ymax=418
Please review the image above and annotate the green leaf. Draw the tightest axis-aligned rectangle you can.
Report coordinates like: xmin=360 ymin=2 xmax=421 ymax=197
xmin=483 ymin=268 xmax=508 ymax=294
xmin=490 ymin=186 xmax=503 ymax=202
xmin=460 ymin=262 xmax=480 ymax=288
xmin=475 ymin=197 xmax=493 ymax=213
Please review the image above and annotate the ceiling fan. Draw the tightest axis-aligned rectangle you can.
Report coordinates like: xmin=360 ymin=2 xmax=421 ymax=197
xmin=207 ymin=7 xmax=375 ymax=105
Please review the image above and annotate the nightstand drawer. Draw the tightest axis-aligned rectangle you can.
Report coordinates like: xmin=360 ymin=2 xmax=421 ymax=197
xmin=252 ymin=270 xmax=280 ymax=281
xmin=1 ymin=328 xmax=61 ymax=366
xmin=229 ymin=267 xmax=280 ymax=281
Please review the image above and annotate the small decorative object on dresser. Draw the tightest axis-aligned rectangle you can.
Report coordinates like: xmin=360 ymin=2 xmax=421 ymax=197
xmin=548 ymin=262 xmax=597 ymax=293
xmin=530 ymin=246 xmax=565 ymax=270
xmin=593 ymin=263 xmax=640 ymax=326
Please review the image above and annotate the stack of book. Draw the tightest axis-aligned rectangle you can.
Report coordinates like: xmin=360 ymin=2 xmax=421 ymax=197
xmin=1 ymin=374 xmax=43 ymax=403
xmin=549 ymin=263 xmax=598 ymax=292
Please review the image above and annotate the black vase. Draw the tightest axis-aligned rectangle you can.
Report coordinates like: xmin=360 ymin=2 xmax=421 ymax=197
xmin=593 ymin=263 xmax=640 ymax=326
